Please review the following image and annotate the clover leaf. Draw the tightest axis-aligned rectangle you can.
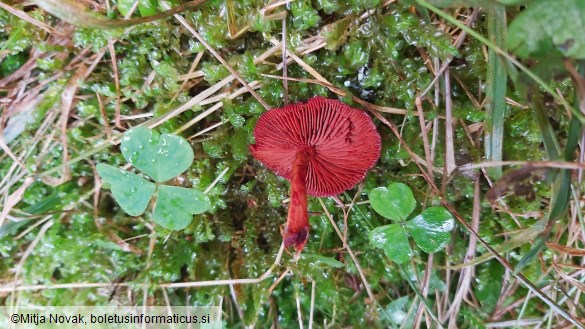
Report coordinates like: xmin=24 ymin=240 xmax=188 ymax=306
xmin=98 ymin=127 xmax=210 ymax=230
xmin=368 ymin=183 xmax=455 ymax=262
xmin=96 ymin=163 xmax=155 ymax=216
xmin=368 ymin=224 xmax=411 ymax=264
xmin=405 ymin=207 xmax=455 ymax=253
xmin=508 ymin=0 xmax=585 ymax=60
xmin=121 ymin=126 xmax=194 ymax=183
xmin=153 ymin=185 xmax=210 ymax=230
xmin=369 ymin=183 xmax=416 ymax=222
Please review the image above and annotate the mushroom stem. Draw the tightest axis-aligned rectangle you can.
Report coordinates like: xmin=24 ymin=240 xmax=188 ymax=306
xmin=284 ymin=147 xmax=314 ymax=252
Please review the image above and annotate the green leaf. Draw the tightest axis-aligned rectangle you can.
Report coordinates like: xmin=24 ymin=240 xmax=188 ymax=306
xmin=405 ymin=207 xmax=454 ymax=253
xmin=383 ymin=296 xmax=410 ymax=325
xmin=369 ymin=183 xmax=416 ymax=221
xmin=117 ymin=0 xmax=134 ymax=17
xmin=485 ymin=4 xmax=507 ymax=179
xmin=369 ymin=224 xmax=411 ymax=264
xmin=96 ymin=163 xmax=156 ymax=216
xmin=121 ymin=127 xmax=194 ymax=183
xmin=153 ymin=185 xmax=210 ymax=230
xmin=138 ymin=0 xmax=158 ymax=17
xmin=0 ymin=219 xmax=33 ymax=239
xmin=508 ymin=0 xmax=585 ymax=59
xmin=118 ymin=0 xmax=157 ymax=17
xmin=301 ymin=253 xmax=345 ymax=268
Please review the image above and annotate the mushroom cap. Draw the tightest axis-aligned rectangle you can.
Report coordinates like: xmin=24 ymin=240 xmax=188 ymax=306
xmin=250 ymin=97 xmax=381 ymax=197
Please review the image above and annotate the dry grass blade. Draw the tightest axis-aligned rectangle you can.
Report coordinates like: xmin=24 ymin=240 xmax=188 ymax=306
xmin=8 ymin=219 xmax=54 ymax=306
xmin=0 ymin=136 xmax=27 ymax=171
xmin=444 ymin=67 xmax=456 ymax=176
xmin=415 ymin=97 xmax=433 ymax=178
xmin=0 ymin=177 xmax=34 ymax=229
xmin=447 ymin=178 xmax=481 ymax=327
xmin=0 ymin=2 xmax=64 ymax=37
xmin=545 ymin=243 xmax=585 ymax=257
xmin=42 ymin=64 xmax=88 ymax=186
xmin=33 ymin=0 xmax=209 ymax=29
xmin=107 ymin=41 xmax=122 ymax=129
xmin=171 ymin=51 xmax=205 ymax=104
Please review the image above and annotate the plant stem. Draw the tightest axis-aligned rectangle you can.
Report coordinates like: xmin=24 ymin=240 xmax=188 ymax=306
xmin=284 ymin=147 xmax=313 ymax=252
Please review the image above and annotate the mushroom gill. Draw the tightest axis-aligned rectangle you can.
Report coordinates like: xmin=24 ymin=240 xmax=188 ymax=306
xmin=250 ymin=97 xmax=381 ymax=253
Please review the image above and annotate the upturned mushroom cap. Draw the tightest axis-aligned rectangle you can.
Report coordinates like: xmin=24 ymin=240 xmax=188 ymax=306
xmin=250 ymin=97 xmax=381 ymax=197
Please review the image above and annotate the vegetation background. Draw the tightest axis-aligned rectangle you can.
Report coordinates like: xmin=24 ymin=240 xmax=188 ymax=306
xmin=1 ymin=0 xmax=584 ymax=327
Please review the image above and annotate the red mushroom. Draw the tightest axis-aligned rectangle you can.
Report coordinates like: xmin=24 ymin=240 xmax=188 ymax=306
xmin=250 ymin=97 xmax=381 ymax=253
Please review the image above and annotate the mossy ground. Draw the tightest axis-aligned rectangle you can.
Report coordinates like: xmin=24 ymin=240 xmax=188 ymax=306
xmin=1 ymin=0 xmax=584 ymax=328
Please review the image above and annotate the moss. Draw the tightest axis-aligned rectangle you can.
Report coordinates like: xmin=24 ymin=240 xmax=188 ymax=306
xmin=1 ymin=0 xmax=575 ymax=327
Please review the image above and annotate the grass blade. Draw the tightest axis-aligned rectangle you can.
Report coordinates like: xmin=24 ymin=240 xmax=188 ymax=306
xmin=485 ymin=4 xmax=507 ymax=179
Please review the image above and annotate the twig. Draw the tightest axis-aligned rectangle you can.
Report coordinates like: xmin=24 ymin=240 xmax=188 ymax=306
xmin=415 ymin=97 xmax=433 ymax=179
xmin=204 ymin=167 xmax=230 ymax=194
xmin=296 ymin=285 xmax=304 ymax=329
xmin=171 ymin=51 xmax=205 ymax=104
xmin=282 ymin=15 xmax=289 ymax=105
xmin=309 ymin=280 xmax=316 ymax=329
xmin=107 ymin=40 xmax=122 ymax=129
xmin=9 ymin=220 xmax=54 ymax=306
xmin=444 ymin=67 xmax=456 ymax=176
xmin=0 ymin=2 xmax=64 ymax=37
xmin=96 ymin=92 xmax=112 ymax=140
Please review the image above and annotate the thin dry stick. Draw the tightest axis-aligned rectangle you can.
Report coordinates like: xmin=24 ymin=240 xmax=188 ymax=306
xmin=270 ymin=40 xmax=327 ymax=83
xmin=14 ymin=215 xmax=52 ymax=240
xmin=309 ymin=280 xmax=316 ymax=329
xmin=9 ymin=220 xmax=54 ymax=306
xmin=204 ymin=167 xmax=230 ymax=194
xmin=317 ymin=198 xmax=375 ymax=301
xmin=415 ymin=97 xmax=433 ymax=179
xmin=0 ymin=136 xmax=27 ymax=171
xmin=419 ymin=8 xmax=480 ymax=99
xmin=447 ymin=178 xmax=480 ymax=327
xmin=107 ymin=40 xmax=122 ymax=129
xmin=444 ymin=67 xmax=456 ymax=176
xmin=296 ymin=286 xmax=304 ymax=329
xmin=49 ymin=64 xmax=88 ymax=186
xmin=96 ymin=92 xmax=112 ymax=140
xmin=0 ymin=2 xmax=64 ymax=37
xmin=160 ymin=242 xmax=285 ymax=289
xmin=0 ymin=176 xmax=34 ymax=229
xmin=459 ymin=160 xmax=585 ymax=171
xmin=267 ymin=268 xmax=291 ymax=294
xmin=229 ymin=284 xmax=245 ymax=321
xmin=282 ymin=15 xmax=289 ymax=105
xmin=414 ymin=252 xmax=434 ymax=329
xmin=170 ymin=51 xmax=205 ymax=104
xmin=188 ymin=121 xmax=225 ymax=139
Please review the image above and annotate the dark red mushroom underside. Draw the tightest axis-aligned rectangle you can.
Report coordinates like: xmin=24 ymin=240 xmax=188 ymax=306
xmin=250 ymin=97 xmax=381 ymax=252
